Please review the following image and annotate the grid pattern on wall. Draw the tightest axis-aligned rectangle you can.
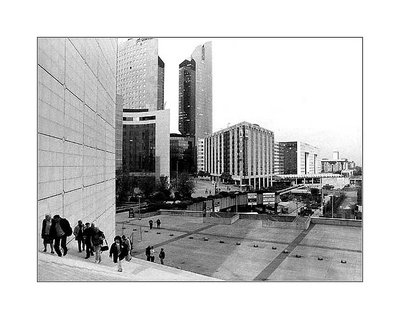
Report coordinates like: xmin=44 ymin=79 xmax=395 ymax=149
xmin=38 ymin=37 xmax=117 ymax=245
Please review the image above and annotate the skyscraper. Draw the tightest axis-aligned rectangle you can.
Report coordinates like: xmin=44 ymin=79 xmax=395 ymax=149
xmin=178 ymin=42 xmax=212 ymax=141
xmin=117 ymin=38 xmax=165 ymax=111
xmin=178 ymin=59 xmax=196 ymax=136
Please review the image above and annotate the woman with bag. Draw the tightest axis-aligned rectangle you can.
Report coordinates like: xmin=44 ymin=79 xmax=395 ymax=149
xmin=92 ymin=227 xmax=105 ymax=264
xmin=109 ymin=236 xmax=128 ymax=272
xmin=121 ymin=235 xmax=132 ymax=261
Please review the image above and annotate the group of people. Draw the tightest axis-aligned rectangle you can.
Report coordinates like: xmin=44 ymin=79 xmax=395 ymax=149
xmin=41 ymin=214 xmax=73 ymax=257
xmin=41 ymin=214 xmax=167 ymax=272
xmin=148 ymin=219 xmax=161 ymax=230
xmin=145 ymin=246 xmax=165 ymax=265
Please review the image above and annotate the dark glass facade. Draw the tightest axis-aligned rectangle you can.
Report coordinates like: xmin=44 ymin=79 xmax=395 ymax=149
xmin=170 ymin=134 xmax=195 ymax=177
xmin=279 ymin=142 xmax=297 ymax=174
xmin=122 ymin=123 xmax=156 ymax=174
xmin=178 ymin=59 xmax=196 ymax=137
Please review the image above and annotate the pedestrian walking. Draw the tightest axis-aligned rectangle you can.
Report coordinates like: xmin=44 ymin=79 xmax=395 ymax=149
xmin=73 ymin=220 xmax=85 ymax=252
xmin=159 ymin=248 xmax=165 ymax=265
xmin=92 ymin=227 xmax=105 ymax=263
xmin=145 ymin=245 xmax=151 ymax=261
xmin=109 ymin=236 xmax=128 ymax=272
xmin=156 ymin=219 xmax=161 ymax=229
xmin=50 ymin=215 xmax=72 ymax=257
xmin=82 ymin=222 xmax=94 ymax=259
xmin=149 ymin=220 xmax=153 ymax=230
xmin=150 ymin=246 xmax=155 ymax=262
xmin=41 ymin=214 xmax=54 ymax=254
xmin=121 ymin=235 xmax=132 ymax=261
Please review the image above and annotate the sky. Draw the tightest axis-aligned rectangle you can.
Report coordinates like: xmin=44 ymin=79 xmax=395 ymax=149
xmin=120 ymin=38 xmax=362 ymax=165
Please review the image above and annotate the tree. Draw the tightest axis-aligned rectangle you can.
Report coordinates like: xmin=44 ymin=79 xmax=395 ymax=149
xmin=156 ymin=176 xmax=171 ymax=199
xmin=176 ymin=173 xmax=196 ymax=199
xmin=138 ymin=176 xmax=156 ymax=198
xmin=220 ymin=172 xmax=233 ymax=183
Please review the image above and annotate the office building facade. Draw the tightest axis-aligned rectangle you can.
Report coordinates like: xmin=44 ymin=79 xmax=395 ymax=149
xmin=178 ymin=42 xmax=212 ymax=142
xmin=115 ymin=94 xmax=123 ymax=171
xmin=275 ymin=141 xmax=320 ymax=175
xmin=38 ymin=38 xmax=117 ymax=245
xmin=178 ymin=59 xmax=196 ymax=137
xmin=117 ymin=38 xmax=164 ymax=111
xmin=204 ymin=122 xmax=274 ymax=190
xmin=122 ymin=109 xmax=170 ymax=180
xmin=197 ymin=138 xmax=205 ymax=172
xmin=170 ymin=134 xmax=195 ymax=178
xmin=321 ymin=151 xmax=352 ymax=174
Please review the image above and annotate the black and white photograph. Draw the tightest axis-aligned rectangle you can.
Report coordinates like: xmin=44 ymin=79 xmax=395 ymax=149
xmin=37 ymin=37 xmax=362 ymax=282
xmin=3 ymin=1 xmax=400 ymax=318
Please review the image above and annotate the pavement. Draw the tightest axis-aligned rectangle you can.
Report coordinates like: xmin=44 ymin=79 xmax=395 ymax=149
xmin=38 ymin=242 xmax=219 ymax=281
xmin=115 ymin=212 xmax=362 ymax=281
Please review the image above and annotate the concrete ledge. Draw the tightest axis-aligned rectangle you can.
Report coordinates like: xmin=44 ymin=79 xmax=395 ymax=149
xmin=203 ymin=213 xmax=239 ymax=225
xmin=158 ymin=209 xmax=204 ymax=217
xmin=311 ymin=217 xmax=362 ymax=227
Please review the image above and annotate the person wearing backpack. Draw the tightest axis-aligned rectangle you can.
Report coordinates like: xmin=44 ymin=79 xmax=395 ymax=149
xmin=49 ymin=215 xmax=72 ymax=257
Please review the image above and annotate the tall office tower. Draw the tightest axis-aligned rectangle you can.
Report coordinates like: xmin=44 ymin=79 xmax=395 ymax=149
xmin=178 ymin=59 xmax=196 ymax=136
xmin=38 ymin=38 xmax=117 ymax=248
xmin=204 ymin=122 xmax=274 ymax=190
xmin=192 ymin=42 xmax=212 ymax=140
xmin=179 ymin=42 xmax=212 ymax=142
xmin=117 ymin=38 xmax=165 ymax=111
xmin=115 ymin=94 xmax=123 ymax=172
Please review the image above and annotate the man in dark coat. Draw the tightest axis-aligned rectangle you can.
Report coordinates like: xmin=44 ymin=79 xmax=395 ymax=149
xmin=73 ymin=220 xmax=85 ymax=252
xmin=159 ymin=248 xmax=165 ymax=265
xmin=82 ymin=222 xmax=94 ymax=259
xmin=50 ymin=215 xmax=72 ymax=257
xmin=156 ymin=219 xmax=161 ymax=229
xmin=109 ymin=236 xmax=128 ymax=272
xmin=145 ymin=245 xmax=151 ymax=261
xmin=149 ymin=220 xmax=153 ymax=230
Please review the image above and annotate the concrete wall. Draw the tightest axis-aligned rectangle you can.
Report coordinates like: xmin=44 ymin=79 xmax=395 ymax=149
xmin=203 ymin=214 xmax=239 ymax=225
xmin=159 ymin=210 xmax=204 ymax=217
xmin=38 ymin=38 xmax=117 ymax=246
xmin=311 ymin=217 xmax=362 ymax=227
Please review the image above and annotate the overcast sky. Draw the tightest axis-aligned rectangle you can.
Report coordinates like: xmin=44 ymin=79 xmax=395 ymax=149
xmin=120 ymin=38 xmax=362 ymax=165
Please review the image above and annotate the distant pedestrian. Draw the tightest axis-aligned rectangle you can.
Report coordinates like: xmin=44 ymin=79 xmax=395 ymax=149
xmin=150 ymin=246 xmax=155 ymax=262
xmin=121 ymin=235 xmax=132 ymax=261
xmin=83 ymin=222 xmax=94 ymax=259
xmin=159 ymin=248 xmax=165 ymax=265
xmin=73 ymin=220 xmax=85 ymax=252
xmin=92 ymin=227 xmax=105 ymax=263
xmin=149 ymin=220 xmax=153 ymax=230
xmin=145 ymin=246 xmax=151 ymax=261
xmin=50 ymin=215 xmax=72 ymax=257
xmin=41 ymin=214 xmax=54 ymax=254
xmin=156 ymin=219 xmax=161 ymax=229
xmin=109 ymin=236 xmax=128 ymax=272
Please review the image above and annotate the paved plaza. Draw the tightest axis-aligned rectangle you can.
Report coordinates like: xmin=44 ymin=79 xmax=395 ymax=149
xmin=116 ymin=212 xmax=362 ymax=281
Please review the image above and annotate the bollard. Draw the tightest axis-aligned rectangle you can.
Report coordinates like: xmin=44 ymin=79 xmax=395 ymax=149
xmin=283 ymin=249 xmax=289 ymax=254
xmin=236 ymin=242 xmax=241 ymax=245
xmin=295 ymin=254 xmax=301 ymax=258
xmin=318 ymin=257 xmax=323 ymax=261
xmin=341 ymin=260 xmax=347 ymax=264
xmin=204 ymin=237 xmax=209 ymax=241
xmin=157 ymin=232 xmax=161 ymax=235
xmin=169 ymin=234 xmax=174 ymax=236
xmin=219 ymin=240 xmax=225 ymax=244
xmin=189 ymin=236 xmax=194 ymax=239
xmin=272 ymin=247 xmax=277 ymax=250
xmin=254 ymin=244 xmax=259 ymax=248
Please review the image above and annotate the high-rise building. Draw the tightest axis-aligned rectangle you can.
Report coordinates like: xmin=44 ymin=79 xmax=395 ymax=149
xmin=38 ymin=38 xmax=117 ymax=246
xmin=178 ymin=42 xmax=212 ymax=142
xmin=115 ymin=94 xmax=123 ymax=172
xmin=117 ymin=38 xmax=165 ymax=111
xmin=204 ymin=122 xmax=274 ymax=190
xmin=275 ymin=141 xmax=320 ymax=175
xmin=122 ymin=109 xmax=170 ymax=180
xmin=178 ymin=59 xmax=196 ymax=137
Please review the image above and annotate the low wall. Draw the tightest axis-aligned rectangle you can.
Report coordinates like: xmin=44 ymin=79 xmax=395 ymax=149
xmin=158 ymin=209 xmax=204 ymax=217
xmin=262 ymin=216 xmax=310 ymax=230
xmin=311 ymin=217 xmax=362 ymax=227
xmin=203 ymin=214 xmax=239 ymax=225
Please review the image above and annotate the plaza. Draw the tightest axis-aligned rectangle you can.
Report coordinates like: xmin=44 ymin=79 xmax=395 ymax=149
xmin=115 ymin=212 xmax=362 ymax=281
